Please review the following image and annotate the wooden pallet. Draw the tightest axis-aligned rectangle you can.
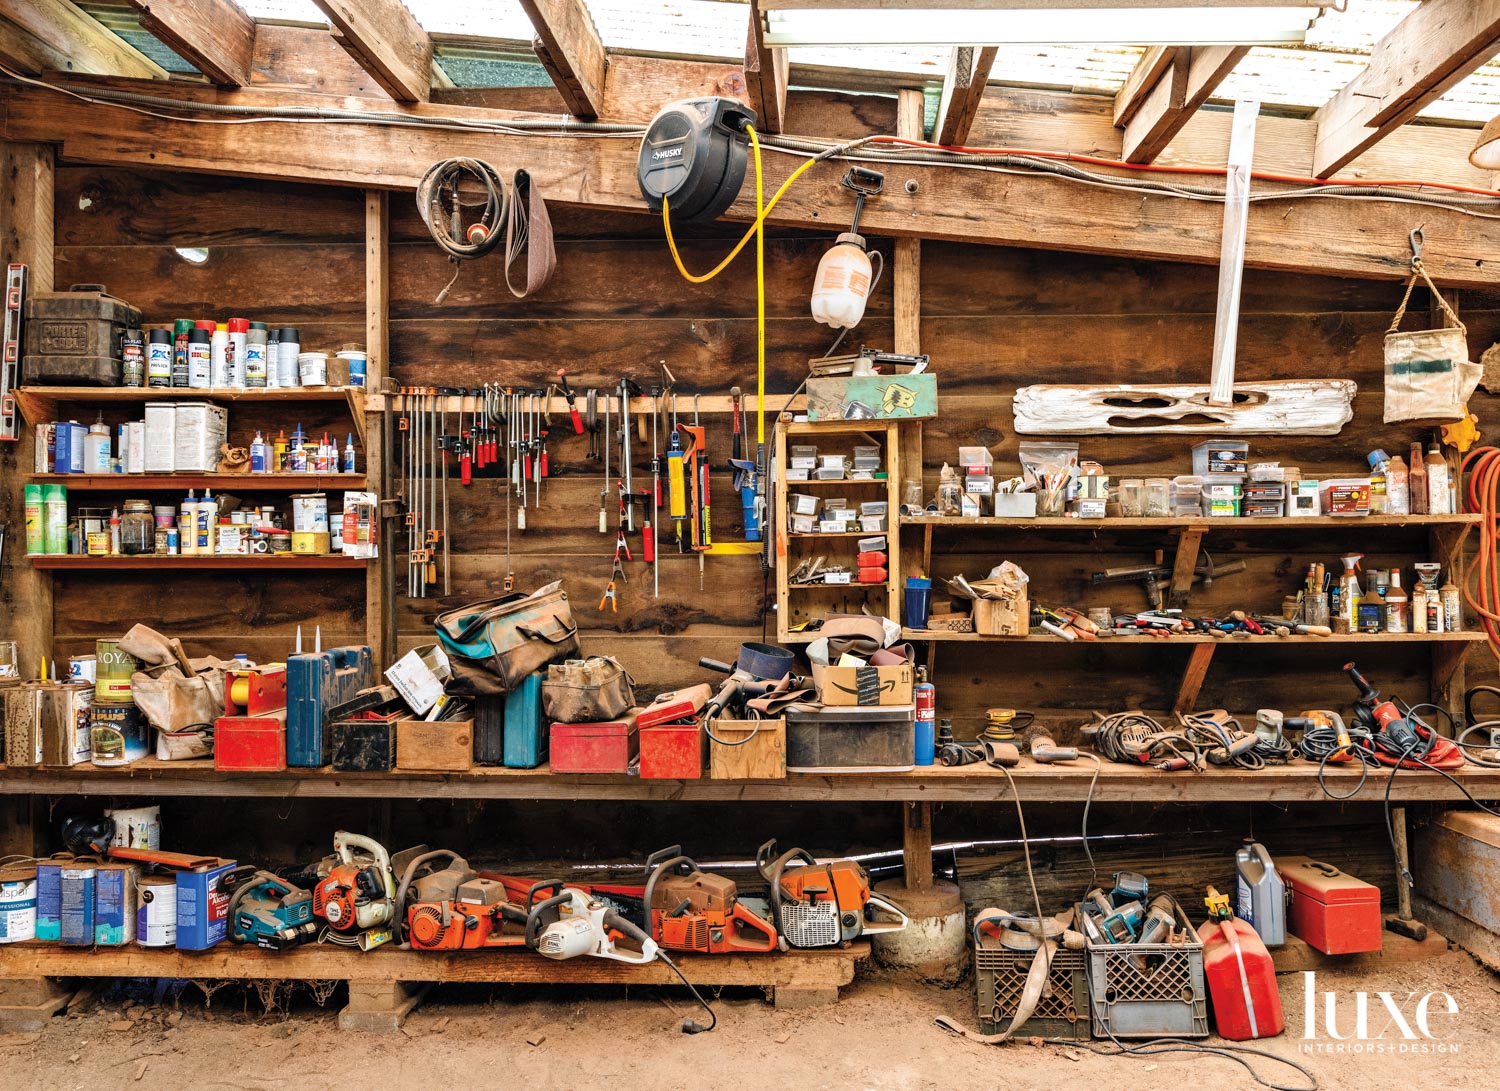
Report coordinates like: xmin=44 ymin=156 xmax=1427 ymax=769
xmin=0 ymin=941 xmax=868 ymax=1032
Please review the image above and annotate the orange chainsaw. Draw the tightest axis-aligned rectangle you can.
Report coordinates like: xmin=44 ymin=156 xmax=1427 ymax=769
xmin=642 ymin=845 xmax=777 ymax=954
xmin=396 ymin=850 xmax=530 ymax=951
xmin=756 ymin=839 xmax=910 ymax=949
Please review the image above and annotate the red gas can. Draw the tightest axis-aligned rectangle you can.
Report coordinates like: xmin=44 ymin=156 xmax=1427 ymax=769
xmin=1200 ymin=916 xmax=1285 ymax=1040
xmin=1279 ymin=856 xmax=1382 ymax=954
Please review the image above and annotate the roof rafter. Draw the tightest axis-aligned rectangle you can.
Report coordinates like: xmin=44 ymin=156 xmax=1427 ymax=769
xmin=123 ymin=0 xmax=254 ymax=87
xmin=934 ymin=45 xmax=997 ymax=146
xmin=1311 ymin=0 xmax=1500 ymax=179
xmin=745 ymin=0 xmax=788 ymax=134
xmin=1113 ymin=45 xmax=1178 ymax=128
xmin=311 ymin=0 xmax=435 ymax=103
xmin=518 ymin=0 xmax=607 ymax=119
xmin=1120 ymin=45 xmax=1248 ymax=164
xmin=0 ymin=0 xmax=166 ymax=80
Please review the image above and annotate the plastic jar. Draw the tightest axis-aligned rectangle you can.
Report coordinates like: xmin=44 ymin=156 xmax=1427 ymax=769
xmin=119 ymin=499 xmax=155 ymax=556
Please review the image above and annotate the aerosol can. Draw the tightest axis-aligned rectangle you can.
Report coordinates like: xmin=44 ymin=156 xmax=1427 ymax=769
xmin=1337 ymin=553 xmax=1363 ymax=628
xmin=914 ymin=666 xmax=935 ymax=766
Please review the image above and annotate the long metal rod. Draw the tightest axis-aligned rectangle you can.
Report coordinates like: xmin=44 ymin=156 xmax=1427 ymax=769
xmin=620 ymin=379 xmax=633 ymax=533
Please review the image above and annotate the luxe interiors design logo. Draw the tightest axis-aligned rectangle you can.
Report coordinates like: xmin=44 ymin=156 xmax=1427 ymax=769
xmin=1300 ymin=972 xmax=1461 ymax=1055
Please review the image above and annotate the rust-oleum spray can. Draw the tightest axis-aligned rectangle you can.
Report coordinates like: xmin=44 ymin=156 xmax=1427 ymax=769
xmin=914 ymin=666 xmax=935 ymax=766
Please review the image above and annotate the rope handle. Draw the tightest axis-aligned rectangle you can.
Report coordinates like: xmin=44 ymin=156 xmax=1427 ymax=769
xmin=1388 ymin=258 xmax=1467 ymax=337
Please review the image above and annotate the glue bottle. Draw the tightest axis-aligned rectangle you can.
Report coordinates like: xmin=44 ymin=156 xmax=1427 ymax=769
xmin=273 ymin=429 xmax=289 ymax=473
xmin=1338 ymin=553 xmax=1363 ymax=628
xmin=343 ymin=433 xmax=357 ymax=474
xmin=250 ymin=430 xmax=270 ymax=474
xmin=197 ymin=489 xmax=217 ymax=554
xmin=179 ymin=489 xmax=197 ymax=556
xmin=288 ymin=425 xmax=308 ymax=473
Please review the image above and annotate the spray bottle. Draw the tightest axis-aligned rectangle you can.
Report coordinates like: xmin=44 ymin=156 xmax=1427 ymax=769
xmin=1338 ymin=554 xmax=1363 ymax=629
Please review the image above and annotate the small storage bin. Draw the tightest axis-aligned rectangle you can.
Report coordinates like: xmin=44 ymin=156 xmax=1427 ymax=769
xmin=639 ymin=722 xmax=704 ymax=778
xmin=709 ymin=718 xmax=786 ymax=779
xmin=1191 ymin=439 xmax=1249 ymax=475
xmin=1086 ymin=902 xmax=1207 ymax=1039
xmin=784 ymin=706 xmax=914 ymax=772
xmin=550 ymin=713 xmax=639 ymax=773
xmin=977 ymin=941 xmax=1090 ymax=1040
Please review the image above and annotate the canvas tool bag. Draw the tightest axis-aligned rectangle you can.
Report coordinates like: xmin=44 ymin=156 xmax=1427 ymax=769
xmin=435 ymin=581 xmax=579 ymax=697
xmin=541 ymin=656 xmax=635 ymax=723
xmin=1384 ymin=260 xmax=1481 ymax=425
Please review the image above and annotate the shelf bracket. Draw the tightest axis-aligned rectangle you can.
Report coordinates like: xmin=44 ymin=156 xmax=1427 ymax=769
xmin=1172 ymin=642 xmax=1216 ymax=714
xmin=1168 ymin=526 xmax=1206 ymax=604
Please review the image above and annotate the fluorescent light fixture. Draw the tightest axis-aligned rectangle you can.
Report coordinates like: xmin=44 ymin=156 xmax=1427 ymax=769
xmin=762 ymin=3 xmax=1327 ymax=47
xmin=1472 ymin=115 xmax=1500 ymax=170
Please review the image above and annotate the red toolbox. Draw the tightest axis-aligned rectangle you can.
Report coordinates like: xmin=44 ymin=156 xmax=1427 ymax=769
xmin=550 ymin=712 xmax=639 ymax=774
xmin=1279 ymin=856 xmax=1382 ymax=954
xmin=638 ymin=721 xmax=705 ymax=779
xmin=215 ymin=710 xmax=288 ymax=772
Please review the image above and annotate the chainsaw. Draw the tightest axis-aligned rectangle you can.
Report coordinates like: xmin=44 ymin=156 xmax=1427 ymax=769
xmin=397 ymin=849 xmax=530 ymax=951
xmin=755 ymin=839 xmax=910 ymax=950
xmin=225 ymin=867 xmax=318 ymax=950
xmin=642 ymin=845 xmax=777 ymax=954
xmin=525 ymin=883 xmax=660 ymax=964
xmin=311 ymin=831 xmax=397 ymax=950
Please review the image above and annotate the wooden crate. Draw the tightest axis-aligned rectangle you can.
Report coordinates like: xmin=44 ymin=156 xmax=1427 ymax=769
xmin=710 ymin=719 xmax=786 ymax=780
xmin=395 ymin=719 xmax=473 ymax=772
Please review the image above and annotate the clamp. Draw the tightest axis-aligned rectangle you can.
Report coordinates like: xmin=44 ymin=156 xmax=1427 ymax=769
xmin=599 ymin=581 xmax=618 ymax=612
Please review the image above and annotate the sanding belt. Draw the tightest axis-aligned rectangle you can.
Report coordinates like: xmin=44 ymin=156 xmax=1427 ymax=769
xmin=935 ymin=908 xmax=1086 ymax=1043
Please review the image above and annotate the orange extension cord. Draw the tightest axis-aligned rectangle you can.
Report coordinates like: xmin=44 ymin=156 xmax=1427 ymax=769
xmin=1463 ymin=446 xmax=1500 ymax=664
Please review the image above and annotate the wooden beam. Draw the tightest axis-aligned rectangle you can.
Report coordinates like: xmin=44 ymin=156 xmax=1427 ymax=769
xmin=1113 ymin=45 xmax=1178 ymax=127
xmin=1311 ymin=0 xmax=1500 ymax=179
xmin=7 ymin=78 xmax=1500 ymax=289
xmin=894 ymin=88 xmax=922 ymax=355
xmin=0 ymin=16 xmax=72 ymax=75
xmin=745 ymin=1 xmax=788 ymax=134
xmin=517 ymin=0 xmax=606 ymax=119
xmin=123 ymin=0 xmax=253 ymax=87
xmin=311 ymin=0 xmax=433 ymax=103
xmin=933 ymin=45 xmax=996 ymax=147
xmin=1121 ymin=45 xmax=1248 ymax=164
xmin=0 ymin=0 xmax=166 ymax=79
xmin=364 ymin=190 xmax=393 ymax=671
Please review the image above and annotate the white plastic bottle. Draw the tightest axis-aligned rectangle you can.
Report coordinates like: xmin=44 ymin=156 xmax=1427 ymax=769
xmin=810 ymin=233 xmax=873 ymax=330
xmin=179 ymin=489 xmax=197 ymax=556
xmin=1386 ymin=454 xmax=1410 ymax=515
xmin=197 ymin=489 xmax=217 ymax=554
xmin=83 ymin=415 xmax=111 ymax=473
xmin=1427 ymin=445 xmax=1452 ymax=515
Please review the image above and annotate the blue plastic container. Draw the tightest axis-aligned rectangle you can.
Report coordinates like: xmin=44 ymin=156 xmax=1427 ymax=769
xmin=904 ymin=577 xmax=933 ymax=629
xmin=286 ymin=645 xmax=373 ymax=767
xmin=503 ymin=673 xmax=547 ymax=769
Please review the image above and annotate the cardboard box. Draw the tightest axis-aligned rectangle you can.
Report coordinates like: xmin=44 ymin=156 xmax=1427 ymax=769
xmin=396 ymin=719 xmax=474 ymax=771
xmin=993 ymin=493 xmax=1038 ymax=518
xmin=974 ymin=593 xmax=1030 ymax=636
xmin=143 ymin=402 xmax=176 ymax=472
xmin=385 ymin=644 xmax=450 ymax=715
xmin=806 ymin=372 xmax=938 ymax=422
xmin=176 ymin=859 xmax=236 ymax=950
xmin=817 ymin=663 xmax=914 ymax=707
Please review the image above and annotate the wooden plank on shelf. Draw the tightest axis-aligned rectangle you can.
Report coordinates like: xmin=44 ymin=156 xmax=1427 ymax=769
xmin=312 ymin=0 xmax=434 ymax=103
xmin=28 ymin=555 xmax=368 ymax=570
xmin=1172 ymin=643 xmax=1216 ymax=714
xmin=1311 ymin=0 xmax=1500 ymax=178
xmin=898 ymin=514 xmax=1482 ymax=529
xmin=28 ymin=473 xmax=367 ymax=490
xmin=897 ymin=629 xmax=1484 ymax=645
xmin=517 ymin=0 xmax=606 ymax=119
xmin=123 ymin=0 xmax=255 ymax=87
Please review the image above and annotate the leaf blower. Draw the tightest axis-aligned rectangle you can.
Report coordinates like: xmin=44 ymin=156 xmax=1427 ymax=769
xmin=396 ymin=849 xmax=530 ymax=951
xmin=225 ymin=867 xmax=318 ymax=950
xmin=641 ymin=845 xmax=777 ymax=954
xmin=311 ymin=831 xmax=397 ymax=950
xmin=755 ymin=839 xmax=910 ymax=950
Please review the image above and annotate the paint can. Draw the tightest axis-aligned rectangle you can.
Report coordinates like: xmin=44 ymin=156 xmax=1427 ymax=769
xmin=95 ymin=862 xmax=140 ymax=945
xmin=122 ymin=328 xmax=146 ymax=387
xmin=0 ymin=866 xmax=37 ymax=943
xmin=136 ymin=874 xmax=176 ymax=947
xmin=187 ymin=327 xmax=212 ymax=388
xmin=146 ymin=329 xmax=173 ymax=388
xmin=297 ymin=351 xmax=328 ymax=387
xmin=68 ymin=654 xmax=97 ymax=683
xmin=107 ymin=804 xmax=161 ymax=850
xmin=95 ymin=639 xmax=142 ymax=703
xmin=91 ymin=701 xmax=148 ymax=766
xmin=337 ymin=345 xmax=367 ymax=388
xmin=172 ymin=319 xmax=194 ymax=386
xmin=60 ymin=862 xmax=97 ymax=945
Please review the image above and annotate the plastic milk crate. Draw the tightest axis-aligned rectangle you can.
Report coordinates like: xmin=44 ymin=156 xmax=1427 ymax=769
xmin=976 ymin=940 xmax=1091 ymax=1040
xmin=1085 ymin=901 xmax=1208 ymax=1039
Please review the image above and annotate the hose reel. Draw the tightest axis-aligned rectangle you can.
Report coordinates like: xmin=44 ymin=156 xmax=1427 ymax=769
xmin=637 ymin=98 xmax=757 ymax=221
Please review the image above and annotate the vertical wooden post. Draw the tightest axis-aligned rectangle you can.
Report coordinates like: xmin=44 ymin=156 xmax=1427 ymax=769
xmin=363 ymin=190 xmax=395 ymax=668
xmin=893 ymin=88 xmax=923 ymax=358
xmin=0 ymin=143 xmax=55 ymax=679
xmin=903 ymin=802 xmax=934 ymax=893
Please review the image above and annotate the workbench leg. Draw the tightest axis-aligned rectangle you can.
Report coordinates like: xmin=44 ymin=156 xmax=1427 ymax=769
xmin=872 ymin=803 xmax=966 ymax=981
xmin=0 ymin=977 xmax=73 ymax=1034
xmin=338 ymin=980 xmax=430 ymax=1032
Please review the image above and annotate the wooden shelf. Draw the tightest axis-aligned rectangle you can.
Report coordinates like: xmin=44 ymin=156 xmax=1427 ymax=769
xmin=787 ymin=582 xmax=889 ymax=590
xmin=4 ymin=756 xmax=1497 ymax=803
xmin=787 ymin=531 xmax=885 ymax=539
xmin=15 ymin=384 xmax=364 ymax=423
xmin=29 ymin=473 xmax=366 ymax=490
xmin=902 ymin=628 xmax=1486 ymax=644
xmin=27 ymin=555 xmax=368 ymax=570
xmin=899 ymin=513 xmax=1480 ymax=530
xmin=785 ymin=478 xmax=888 ymax=486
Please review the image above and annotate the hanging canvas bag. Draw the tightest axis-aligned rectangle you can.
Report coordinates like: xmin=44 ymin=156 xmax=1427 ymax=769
xmin=1384 ymin=256 xmax=1480 ymax=425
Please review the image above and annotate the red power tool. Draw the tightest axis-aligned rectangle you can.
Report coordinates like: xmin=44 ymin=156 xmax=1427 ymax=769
xmin=1345 ymin=661 xmax=1464 ymax=770
xmin=397 ymin=850 xmax=531 ymax=950
xmin=642 ymin=846 xmax=777 ymax=954
xmin=756 ymin=840 xmax=910 ymax=950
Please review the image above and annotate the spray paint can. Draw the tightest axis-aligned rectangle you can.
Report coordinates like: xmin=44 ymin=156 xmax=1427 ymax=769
xmin=24 ymin=483 xmax=43 ymax=554
xmin=266 ymin=327 xmax=281 ymax=389
xmin=210 ymin=323 xmax=229 ymax=387
xmin=122 ymin=328 xmax=146 ymax=387
xmin=136 ymin=875 xmax=176 ymax=947
xmin=246 ymin=323 xmax=269 ymax=387
xmin=226 ymin=317 xmax=249 ymax=388
xmin=44 ymin=484 xmax=68 ymax=555
xmin=914 ymin=666 xmax=936 ymax=766
xmin=146 ymin=328 xmax=173 ymax=387
xmin=0 ymin=865 xmax=38 ymax=943
xmin=172 ymin=319 xmax=194 ymax=386
xmin=1442 ymin=581 xmax=1462 ymax=632
xmin=276 ymin=328 xmax=301 ymax=388
xmin=187 ymin=327 xmax=212 ymax=388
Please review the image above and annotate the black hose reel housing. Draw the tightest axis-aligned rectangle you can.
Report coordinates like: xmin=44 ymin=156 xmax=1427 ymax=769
xmin=637 ymin=98 xmax=757 ymax=221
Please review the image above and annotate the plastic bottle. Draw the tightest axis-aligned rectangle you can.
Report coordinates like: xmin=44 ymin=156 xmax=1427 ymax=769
xmin=810 ymin=233 xmax=873 ymax=329
xmin=1367 ymin=450 xmax=1388 ymax=514
xmin=1234 ymin=841 xmax=1287 ymax=946
xmin=1385 ymin=568 xmax=1409 ymax=633
xmin=83 ymin=415 xmax=111 ymax=474
xmin=343 ymin=433 xmax=357 ymax=474
xmin=1442 ymin=580 xmax=1462 ymax=632
xmin=1386 ymin=454 xmax=1410 ymax=515
xmin=273 ymin=429 xmax=289 ymax=473
xmin=210 ymin=323 xmax=230 ymax=387
xmin=1338 ymin=553 xmax=1362 ymax=628
xmin=288 ymin=425 xmax=307 ymax=472
xmin=109 ymin=507 xmax=121 ymax=555
xmin=1426 ymin=445 xmax=1451 ymax=515
xmin=179 ymin=490 xmax=198 ymax=556
xmin=1412 ymin=581 xmax=1429 ymax=634
xmin=1428 ymin=588 xmax=1444 ymax=634
xmin=44 ymin=484 xmax=68 ymax=555
xmin=197 ymin=489 xmax=217 ymax=554
xmin=250 ymin=430 xmax=270 ymax=474
xmin=1409 ymin=442 xmax=1428 ymax=515
xmin=24 ymin=483 xmax=43 ymax=554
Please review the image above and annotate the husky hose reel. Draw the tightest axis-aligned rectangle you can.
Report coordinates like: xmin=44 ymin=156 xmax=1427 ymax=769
xmin=637 ymin=98 xmax=757 ymax=221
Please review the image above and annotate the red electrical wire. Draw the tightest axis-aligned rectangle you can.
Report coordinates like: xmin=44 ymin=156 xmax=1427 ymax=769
xmin=865 ymin=135 xmax=1500 ymax=199
xmin=1462 ymin=446 xmax=1500 ymax=665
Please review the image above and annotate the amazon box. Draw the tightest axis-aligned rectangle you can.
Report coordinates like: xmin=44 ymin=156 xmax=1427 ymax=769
xmin=816 ymin=663 xmax=913 ymax=707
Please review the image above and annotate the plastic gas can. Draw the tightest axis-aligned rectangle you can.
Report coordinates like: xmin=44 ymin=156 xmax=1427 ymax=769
xmin=1235 ymin=841 xmax=1286 ymax=946
xmin=1200 ymin=916 xmax=1285 ymax=1040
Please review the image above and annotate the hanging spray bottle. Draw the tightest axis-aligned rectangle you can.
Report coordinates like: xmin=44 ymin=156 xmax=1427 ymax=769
xmin=1338 ymin=553 xmax=1363 ymax=630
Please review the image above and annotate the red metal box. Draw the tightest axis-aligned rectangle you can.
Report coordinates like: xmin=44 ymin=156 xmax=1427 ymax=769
xmin=638 ymin=722 xmax=704 ymax=779
xmin=550 ymin=713 xmax=638 ymax=774
xmin=215 ymin=711 xmax=288 ymax=772
xmin=1279 ymin=856 xmax=1382 ymax=955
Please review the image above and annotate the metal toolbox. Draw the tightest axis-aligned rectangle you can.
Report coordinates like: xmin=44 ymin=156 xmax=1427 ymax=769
xmin=783 ymin=705 xmax=914 ymax=772
xmin=22 ymin=283 xmax=140 ymax=386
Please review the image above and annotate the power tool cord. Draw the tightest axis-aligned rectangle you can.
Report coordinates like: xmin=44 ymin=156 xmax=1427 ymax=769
xmin=654 ymin=947 xmax=717 ymax=1033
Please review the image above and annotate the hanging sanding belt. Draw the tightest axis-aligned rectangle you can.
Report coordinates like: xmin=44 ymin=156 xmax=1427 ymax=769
xmin=417 ymin=159 xmax=557 ymax=304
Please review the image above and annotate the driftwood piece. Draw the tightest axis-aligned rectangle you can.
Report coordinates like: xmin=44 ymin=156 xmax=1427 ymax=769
xmin=1013 ymin=379 xmax=1357 ymax=435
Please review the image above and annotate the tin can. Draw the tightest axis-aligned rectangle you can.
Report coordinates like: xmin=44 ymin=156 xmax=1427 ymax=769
xmin=246 ymin=326 xmax=269 ymax=387
xmin=91 ymin=701 xmax=147 ymax=766
xmin=34 ymin=422 xmax=54 ymax=472
xmin=60 ymin=863 xmax=97 ymax=945
xmin=136 ymin=875 xmax=176 ymax=947
xmin=68 ymin=654 xmax=97 ymax=683
xmin=107 ymin=804 xmax=162 ymax=850
xmin=95 ymin=639 xmax=142 ymax=703
xmin=187 ymin=328 xmax=212 ymax=388
xmin=297 ymin=351 xmax=328 ymax=387
xmin=0 ymin=866 xmax=38 ymax=943
xmin=87 ymin=530 xmax=110 ymax=556
xmin=122 ymin=328 xmax=146 ymax=387
xmin=337 ymin=345 xmax=367 ymax=388
xmin=147 ymin=329 xmax=173 ymax=387
xmin=172 ymin=319 xmax=194 ymax=386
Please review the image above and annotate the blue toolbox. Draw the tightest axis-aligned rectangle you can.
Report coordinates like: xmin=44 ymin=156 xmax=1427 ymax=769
xmin=502 ymin=673 xmax=547 ymax=769
xmin=286 ymin=643 xmax=373 ymax=766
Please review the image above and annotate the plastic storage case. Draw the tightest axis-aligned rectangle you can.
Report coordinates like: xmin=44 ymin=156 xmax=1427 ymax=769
xmin=1086 ymin=902 xmax=1208 ymax=1039
xmin=977 ymin=941 xmax=1090 ymax=1040
xmin=784 ymin=705 xmax=914 ymax=772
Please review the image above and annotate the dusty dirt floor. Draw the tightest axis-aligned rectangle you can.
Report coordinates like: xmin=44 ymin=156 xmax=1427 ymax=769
xmin=2 ymin=945 xmax=1495 ymax=1090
